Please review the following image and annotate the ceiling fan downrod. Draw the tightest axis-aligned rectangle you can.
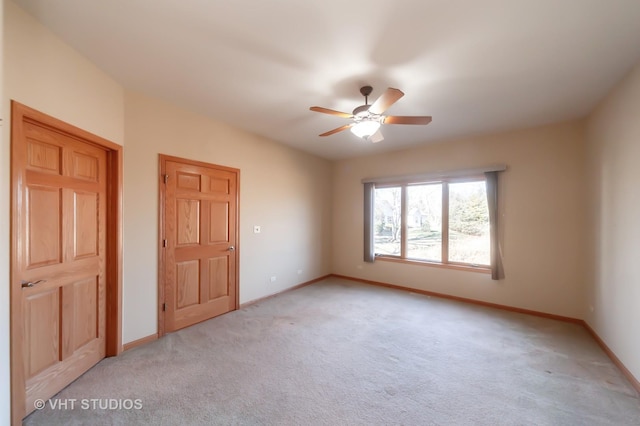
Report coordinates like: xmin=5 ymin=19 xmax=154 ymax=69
xmin=360 ymin=85 xmax=373 ymax=105
xmin=353 ymin=86 xmax=375 ymax=117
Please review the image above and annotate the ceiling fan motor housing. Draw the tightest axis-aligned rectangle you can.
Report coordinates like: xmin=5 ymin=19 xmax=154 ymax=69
xmin=352 ymin=104 xmax=370 ymax=117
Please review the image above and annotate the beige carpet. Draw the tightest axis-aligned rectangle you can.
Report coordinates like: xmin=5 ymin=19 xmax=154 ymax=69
xmin=25 ymin=277 xmax=640 ymax=425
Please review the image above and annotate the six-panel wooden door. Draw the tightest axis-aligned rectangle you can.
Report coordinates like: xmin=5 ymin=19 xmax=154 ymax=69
xmin=161 ymin=156 xmax=239 ymax=333
xmin=13 ymin=116 xmax=108 ymax=417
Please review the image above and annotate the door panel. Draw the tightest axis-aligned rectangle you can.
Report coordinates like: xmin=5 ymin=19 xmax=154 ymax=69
xmin=24 ymin=289 xmax=60 ymax=376
xmin=28 ymin=139 xmax=61 ymax=173
xmin=209 ymin=177 xmax=230 ymax=194
xmin=161 ymin=156 xmax=239 ymax=333
xmin=27 ymin=186 xmax=62 ymax=267
xmin=72 ymin=277 xmax=99 ymax=348
xmin=177 ymin=199 xmax=200 ymax=245
xmin=74 ymin=191 xmax=99 ymax=258
xmin=209 ymin=202 xmax=229 ymax=242
xmin=71 ymin=151 xmax=99 ymax=181
xmin=208 ymin=256 xmax=229 ymax=300
xmin=176 ymin=171 xmax=201 ymax=191
xmin=177 ymin=260 xmax=201 ymax=308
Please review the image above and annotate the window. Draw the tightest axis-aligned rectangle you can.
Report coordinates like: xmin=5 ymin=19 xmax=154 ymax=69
xmin=372 ymin=177 xmax=490 ymax=269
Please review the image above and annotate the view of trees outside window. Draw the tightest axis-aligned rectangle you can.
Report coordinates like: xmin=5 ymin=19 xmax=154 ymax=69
xmin=373 ymin=179 xmax=490 ymax=266
xmin=406 ymin=184 xmax=442 ymax=261
xmin=448 ymin=181 xmax=490 ymax=265
xmin=373 ymin=187 xmax=401 ymax=255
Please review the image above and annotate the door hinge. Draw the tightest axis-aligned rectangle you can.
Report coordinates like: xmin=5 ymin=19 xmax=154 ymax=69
xmin=163 ymin=174 xmax=169 ymax=184
xmin=162 ymin=239 xmax=167 ymax=247
xmin=162 ymin=303 xmax=166 ymax=312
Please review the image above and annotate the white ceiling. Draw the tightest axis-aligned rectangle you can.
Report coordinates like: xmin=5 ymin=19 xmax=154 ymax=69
xmin=13 ymin=0 xmax=640 ymax=160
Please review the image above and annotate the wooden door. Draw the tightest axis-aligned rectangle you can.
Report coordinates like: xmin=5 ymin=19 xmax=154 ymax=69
xmin=11 ymin=108 xmax=108 ymax=418
xmin=160 ymin=155 xmax=239 ymax=333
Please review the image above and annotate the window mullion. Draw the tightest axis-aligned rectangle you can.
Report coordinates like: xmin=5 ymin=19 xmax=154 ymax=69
xmin=400 ymin=185 xmax=407 ymax=259
xmin=442 ymin=182 xmax=449 ymax=264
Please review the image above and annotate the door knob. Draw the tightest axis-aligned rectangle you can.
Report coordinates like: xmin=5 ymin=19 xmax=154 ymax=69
xmin=21 ymin=279 xmax=46 ymax=288
xmin=228 ymin=246 xmax=235 ymax=252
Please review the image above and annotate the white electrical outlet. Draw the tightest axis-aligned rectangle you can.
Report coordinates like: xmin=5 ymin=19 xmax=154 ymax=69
xmin=270 ymin=276 xmax=276 ymax=282
xmin=254 ymin=225 xmax=261 ymax=234
xmin=297 ymin=269 xmax=302 ymax=275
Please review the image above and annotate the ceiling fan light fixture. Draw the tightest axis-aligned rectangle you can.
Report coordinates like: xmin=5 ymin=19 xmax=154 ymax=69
xmin=350 ymin=120 xmax=381 ymax=139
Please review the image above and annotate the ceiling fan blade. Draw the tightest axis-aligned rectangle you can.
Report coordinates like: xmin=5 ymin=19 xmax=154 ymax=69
xmin=310 ymin=106 xmax=353 ymax=118
xmin=383 ymin=115 xmax=432 ymax=125
xmin=319 ymin=124 xmax=353 ymax=137
xmin=368 ymin=88 xmax=404 ymax=115
xmin=368 ymin=129 xmax=384 ymax=143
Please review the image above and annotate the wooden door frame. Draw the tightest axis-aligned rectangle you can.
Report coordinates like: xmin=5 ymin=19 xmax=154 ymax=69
xmin=9 ymin=101 xmax=123 ymax=424
xmin=157 ymin=154 xmax=240 ymax=337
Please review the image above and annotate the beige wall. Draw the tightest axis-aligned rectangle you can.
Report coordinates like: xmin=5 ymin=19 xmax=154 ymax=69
xmin=3 ymin=3 xmax=124 ymax=144
xmin=333 ymin=121 xmax=587 ymax=318
xmin=1 ymin=2 xmax=125 ymax=422
xmin=585 ymin=63 xmax=640 ymax=382
xmin=0 ymin=0 xmax=8 ymax=421
xmin=122 ymin=91 xmax=333 ymax=343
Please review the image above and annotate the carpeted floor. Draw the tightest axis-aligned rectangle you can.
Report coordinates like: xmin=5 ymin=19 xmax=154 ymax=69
xmin=24 ymin=278 xmax=640 ymax=425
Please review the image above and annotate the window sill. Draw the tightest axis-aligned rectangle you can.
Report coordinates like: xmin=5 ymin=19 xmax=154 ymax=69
xmin=375 ymin=256 xmax=491 ymax=274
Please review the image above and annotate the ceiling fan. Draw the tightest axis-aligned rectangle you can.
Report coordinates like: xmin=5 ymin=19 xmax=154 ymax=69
xmin=310 ymin=86 xmax=432 ymax=143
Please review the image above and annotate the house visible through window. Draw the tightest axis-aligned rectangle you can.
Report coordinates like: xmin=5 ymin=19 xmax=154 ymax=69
xmin=373 ymin=177 xmax=490 ymax=268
